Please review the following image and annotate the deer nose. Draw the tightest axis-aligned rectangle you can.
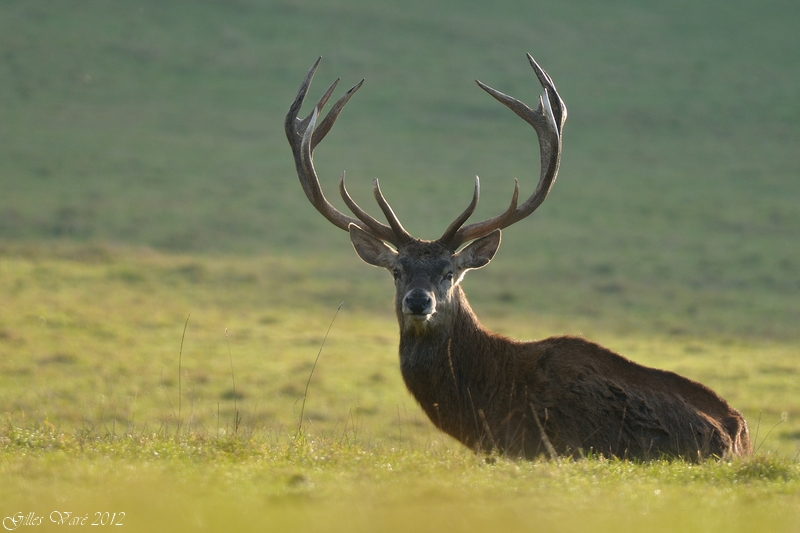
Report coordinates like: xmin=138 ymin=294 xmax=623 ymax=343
xmin=404 ymin=290 xmax=434 ymax=316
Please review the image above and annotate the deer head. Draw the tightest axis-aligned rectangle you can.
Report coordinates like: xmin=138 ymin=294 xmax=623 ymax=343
xmin=285 ymin=55 xmax=566 ymax=335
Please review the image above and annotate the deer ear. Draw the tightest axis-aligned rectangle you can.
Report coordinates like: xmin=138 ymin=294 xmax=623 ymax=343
xmin=349 ymin=224 xmax=398 ymax=269
xmin=453 ymin=229 xmax=501 ymax=271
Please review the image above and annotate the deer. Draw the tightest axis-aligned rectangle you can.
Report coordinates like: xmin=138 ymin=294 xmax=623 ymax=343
xmin=284 ymin=54 xmax=752 ymax=461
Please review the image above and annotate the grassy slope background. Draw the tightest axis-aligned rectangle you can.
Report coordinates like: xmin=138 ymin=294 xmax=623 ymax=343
xmin=0 ymin=0 xmax=798 ymax=339
xmin=1 ymin=0 xmax=799 ymax=531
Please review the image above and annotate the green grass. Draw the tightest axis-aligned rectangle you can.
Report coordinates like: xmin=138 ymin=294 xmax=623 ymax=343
xmin=1 ymin=0 xmax=799 ymax=530
xmin=1 ymin=243 xmax=798 ymax=450
xmin=0 ymin=243 xmax=798 ymax=533
xmin=2 ymin=426 xmax=800 ymax=533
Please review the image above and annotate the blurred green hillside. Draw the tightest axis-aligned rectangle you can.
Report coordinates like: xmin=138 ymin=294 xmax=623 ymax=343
xmin=0 ymin=0 xmax=798 ymax=340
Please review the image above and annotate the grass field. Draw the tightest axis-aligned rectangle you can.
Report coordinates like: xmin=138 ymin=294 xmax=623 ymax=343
xmin=1 ymin=0 xmax=799 ymax=531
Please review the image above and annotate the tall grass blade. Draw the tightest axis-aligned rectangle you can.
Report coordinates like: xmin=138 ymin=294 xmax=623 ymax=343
xmin=297 ymin=302 xmax=344 ymax=440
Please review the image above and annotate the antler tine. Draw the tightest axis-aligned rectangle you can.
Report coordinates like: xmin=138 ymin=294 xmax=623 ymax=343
xmin=311 ymin=78 xmax=364 ymax=152
xmin=372 ymin=179 xmax=414 ymax=244
xmin=526 ymin=52 xmax=566 ymax=129
xmin=339 ymin=173 xmax=404 ymax=245
xmin=285 ymin=57 xmax=321 ymax=131
xmin=438 ymin=176 xmax=481 ymax=244
xmin=439 ymin=55 xmax=566 ymax=251
xmin=286 ymin=58 xmax=406 ymax=245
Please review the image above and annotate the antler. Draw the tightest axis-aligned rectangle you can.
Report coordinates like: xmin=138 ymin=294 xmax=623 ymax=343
xmin=285 ymin=58 xmax=414 ymax=247
xmin=438 ymin=54 xmax=567 ymax=251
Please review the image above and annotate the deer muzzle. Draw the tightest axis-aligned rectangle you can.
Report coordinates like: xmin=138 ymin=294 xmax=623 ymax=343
xmin=402 ymin=289 xmax=435 ymax=319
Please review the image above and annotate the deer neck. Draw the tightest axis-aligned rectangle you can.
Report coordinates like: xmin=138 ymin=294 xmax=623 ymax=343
xmin=396 ymin=286 xmax=496 ymax=441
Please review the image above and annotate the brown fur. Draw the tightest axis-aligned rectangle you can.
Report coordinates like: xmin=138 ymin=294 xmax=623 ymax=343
xmin=348 ymin=230 xmax=751 ymax=461
xmin=396 ymin=280 xmax=751 ymax=461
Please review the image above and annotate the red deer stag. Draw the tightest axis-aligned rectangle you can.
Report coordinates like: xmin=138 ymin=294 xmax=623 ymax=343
xmin=285 ymin=55 xmax=751 ymax=460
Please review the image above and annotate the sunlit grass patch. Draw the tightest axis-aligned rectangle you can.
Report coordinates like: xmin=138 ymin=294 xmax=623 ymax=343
xmin=1 ymin=425 xmax=799 ymax=533
xmin=0 ymin=239 xmax=793 ymax=531
xmin=0 ymin=243 xmax=798 ymax=455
